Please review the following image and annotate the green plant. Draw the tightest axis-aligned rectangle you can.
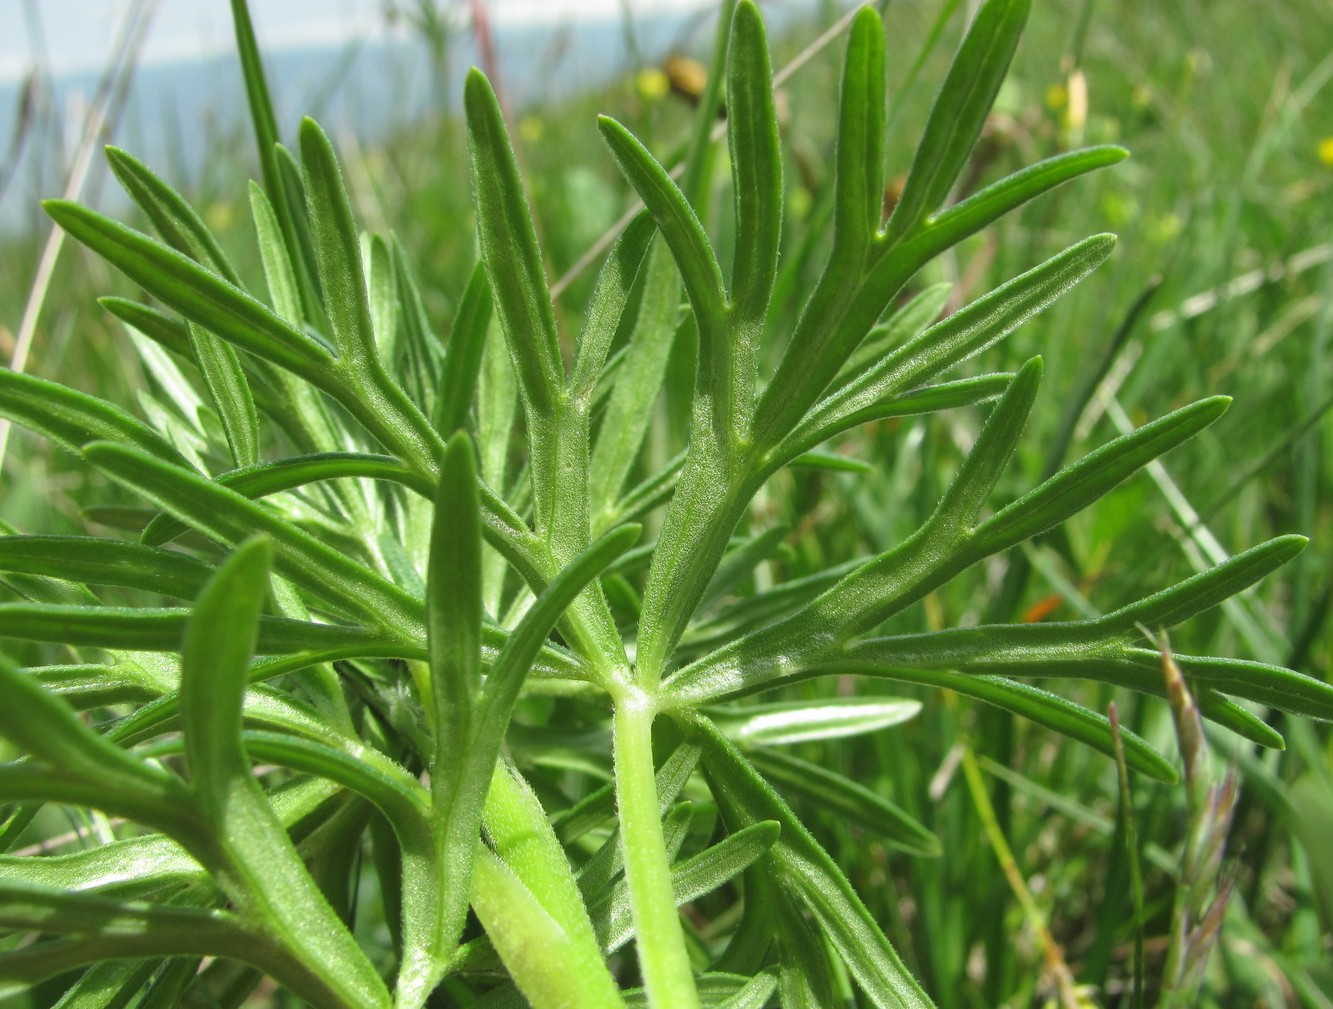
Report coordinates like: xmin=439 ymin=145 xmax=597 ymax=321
xmin=0 ymin=0 xmax=1328 ymax=1006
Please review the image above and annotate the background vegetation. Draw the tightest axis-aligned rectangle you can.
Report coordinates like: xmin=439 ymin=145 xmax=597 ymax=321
xmin=1 ymin=0 xmax=1331 ymax=1005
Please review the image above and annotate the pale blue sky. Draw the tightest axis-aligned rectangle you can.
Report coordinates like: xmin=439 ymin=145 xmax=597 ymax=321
xmin=0 ymin=0 xmax=694 ymax=82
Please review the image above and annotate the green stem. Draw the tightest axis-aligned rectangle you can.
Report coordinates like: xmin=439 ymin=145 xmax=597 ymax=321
xmin=612 ymin=695 xmax=700 ymax=1009
xmin=337 ymin=361 xmax=626 ymax=681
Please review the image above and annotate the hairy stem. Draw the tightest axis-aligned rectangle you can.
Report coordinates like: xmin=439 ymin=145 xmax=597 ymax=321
xmin=612 ymin=694 xmax=700 ymax=1009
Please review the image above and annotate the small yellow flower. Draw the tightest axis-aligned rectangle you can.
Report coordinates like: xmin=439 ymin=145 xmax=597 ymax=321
xmin=518 ymin=115 xmax=543 ymax=145
xmin=635 ymin=67 xmax=670 ymax=103
xmin=204 ymin=201 xmax=234 ymax=232
xmin=1318 ymin=137 xmax=1333 ymax=168
xmin=1045 ymin=83 xmax=1067 ymax=111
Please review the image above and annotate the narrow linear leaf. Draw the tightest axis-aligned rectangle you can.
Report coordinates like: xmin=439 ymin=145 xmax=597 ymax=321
xmin=273 ymin=142 xmax=326 ymax=316
xmin=188 ymin=321 xmax=261 ymax=467
xmin=84 ymin=442 xmax=422 ymax=637
xmin=0 ymin=885 xmax=348 ymax=1009
xmin=971 ymin=396 xmax=1230 ymax=555
xmin=622 ymin=973 xmax=776 ymax=1009
xmin=1103 ymin=535 xmax=1308 ymax=633
xmin=180 ymin=538 xmax=392 ymax=1009
xmin=897 ymin=145 xmax=1128 ymax=267
xmin=701 ymin=526 xmax=790 ymax=610
xmin=712 ymin=696 xmax=921 ymax=748
xmin=0 ymin=535 xmax=214 ymax=599
xmin=228 ymin=0 xmax=323 ymax=322
xmin=837 ymin=633 xmax=1326 ymax=737
xmin=32 ymin=662 xmax=168 ymax=709
xmin=931 ymin=357 xmax=1042 ymax=533
xmin=299 ymin=118 xmax=379 ymax=368
xmin=390 ymin=233 xmax=444 ymax=410
xmin=428 ymin=433 xmax=483 ymax=798
xmin=590 ymin=239 xmax=684 ymax=517
xmin=0 ymin=370 xmax=190 ymax=469
xmin=778 ymin=374 xmax=1014 ymax=465
xmin=608 ymin=450 xmax=685 ymax=529
xmin=770 ymin=877 xmax=837 ymax=1009
xmin=790 ymin=451 xmax=875 ymax=474
xmin=477 ymin=764 xmax=614 ymax=998
xmin=47 ymin=957 xmax=162 ymax=1009
xmin=140 ymin=451 xmax=434 ymax=546
xmin=712 ymin=970 xmax=780 ymax=1009
xmin=0 ymin=881 xmax=238 ymax=939
xmin=598 ymin=820 xmax=781 ymax=954
xmin=464 ymin=69 xmax=563 ymax=411
xmin=748 ymin=748 xmax=941 ymax=856
xmin=813 ymin=661 xmax=1177 ymax=782
xmin=479 ymin=523 xmax=640 ymax=738
xmin=240 ymin=730 xmax=427 ymax=836
xmin=105 ymin=146 xmax=240 ymax=284
xmin=763 ymin=145 xmax=1124 ymax=450
xmin=366 ymin=233 xmax=400 ymax=362
xmin=99 ymin=298 xmax=192 ymax=360
xmin=470 ymin=848 xmax=628 ymax=1009
xmin=884 ymin=0 xmax=1030 ymax=242
xmin=839 ymin=283 xmax=951 ymax=386
xmin=571 ymin=211 xmax=657 ymax=400
xmin=0 ymin=603 xmax=388 ymax=656
xmin=831 ymin=6 xmax=887 ymax=254
xmin=727 ymin=0 xmax=783 ymax=326
xmin=0 ymin=832 xmax=199 ymax=897
xmin=43 ymin=200 xmax=332 ymax=376
xmin=435 ymin=261 xmax=493 ymax=438
xmin=572 ymin=739 xmax=702 ymax=900
xmin=1139 ymin=651 xmax=1333 ymax=722
xmin=798 ymin=235 xmax=1114 ymax=455
xmin=180 ymin=537 xmax=272 ymax=810
xmin=597 ymin=115 xmax=727 ymax=344
xmin=249 ymin=180 xmax=305 ymax=324
xmin=0 ymin=654 xmax=183 ymax=812
xmin=697 ymin=719 xmax=936 ymax=1009
xmin=1197 ymin=690 xmax=1285 ymax=750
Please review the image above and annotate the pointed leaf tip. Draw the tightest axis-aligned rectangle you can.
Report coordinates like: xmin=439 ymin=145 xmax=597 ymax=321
xmin=464 ymin=67 xmax=496 ymax=109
